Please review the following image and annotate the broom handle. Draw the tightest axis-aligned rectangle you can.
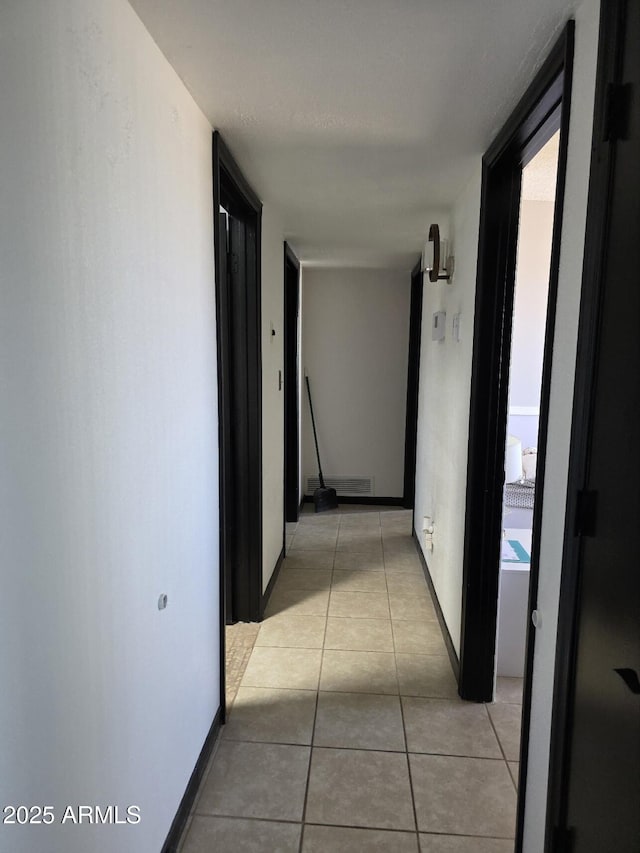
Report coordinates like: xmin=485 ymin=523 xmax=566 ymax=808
xmin=305 ymin=376 xmax=326 ymax=489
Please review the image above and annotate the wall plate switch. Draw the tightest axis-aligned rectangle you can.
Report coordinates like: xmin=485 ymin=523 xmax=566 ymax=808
xmin=432 ymin=311 xmax=446 ymax=341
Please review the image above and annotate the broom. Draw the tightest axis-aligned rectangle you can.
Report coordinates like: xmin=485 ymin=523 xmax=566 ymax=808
xmin=305 ymin=376 xmax=338 ymax=513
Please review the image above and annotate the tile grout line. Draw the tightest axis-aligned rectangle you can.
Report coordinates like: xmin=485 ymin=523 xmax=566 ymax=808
xmin=220 ymin=732 xmax=516 ymax=761
xmin=485 ymin=702 xmax=519 ymax=794
xmin=385 ymin=532 xmax=402 ymax=700
xmin=402 ymin=735 xmax=422 ymax=847
xmin=193 ymin=808 xmax=516 ymax=837
xmin=297 ymin=688 xmax=318 ymax=853
xmin=388 ymin=532 xmax=406 ymax=709
xmin=297 ymin=531 xmax=335 ymax=853
xmin=391 ymin=573 xmax=422 ymax=847
xmin=188 ymin=810 xmax=516 ymax=841
xmin=296 ymin=678 xmax=320 ymax=853
xmin=390 ymin=582 xmax=418 ymax=848
xmin=191 ymin=811 xmax=302 ymax=825
xmin=239 ymin=684 xmax=460 ymax=700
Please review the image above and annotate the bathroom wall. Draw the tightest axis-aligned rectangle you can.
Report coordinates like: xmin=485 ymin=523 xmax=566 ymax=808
xmin=507 ymin=196 xmax=557 ymax=454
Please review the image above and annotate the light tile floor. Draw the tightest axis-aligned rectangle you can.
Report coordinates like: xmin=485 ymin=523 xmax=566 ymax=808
xmin=225 ymin=622 xmax=261 ymax=707
xmin=181 ymin=508 xmax=522 ymax=853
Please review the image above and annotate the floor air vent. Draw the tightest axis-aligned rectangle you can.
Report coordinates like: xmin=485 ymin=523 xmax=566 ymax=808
xmin=305 ymin=475 xmax=374 ymax=497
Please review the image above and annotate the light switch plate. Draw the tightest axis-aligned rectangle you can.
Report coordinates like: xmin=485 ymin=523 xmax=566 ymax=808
xmin=432 ymin=311 xmax=446 ymax=341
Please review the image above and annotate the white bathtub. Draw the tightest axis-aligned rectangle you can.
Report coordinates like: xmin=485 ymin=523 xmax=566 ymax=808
xmin=496 ymin=529 xmax=532 ymax=678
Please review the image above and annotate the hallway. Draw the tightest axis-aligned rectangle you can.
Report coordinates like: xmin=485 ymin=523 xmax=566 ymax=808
xmin=1 ymin=3 xmax=625 ymax=851
xmin=180 ymin=509 xmax=521 ymax=852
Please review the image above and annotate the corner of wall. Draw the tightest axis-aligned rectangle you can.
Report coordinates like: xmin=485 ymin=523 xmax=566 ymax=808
xmin=413 ymin=178 xmax=481 ymax=658
xmin=261 ymin=204 xmax=286 ymax=591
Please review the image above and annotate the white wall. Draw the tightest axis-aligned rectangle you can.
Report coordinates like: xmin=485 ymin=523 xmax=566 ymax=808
xmin=412 ymin=1 xmax=601 ymax=847
xmin=510 ymin=200 xmax=556 ymax=412
xmin=507 ymin=199 xmax=556 ymax=451
xmin=524 ymin=0 xmax=600 ymax=847
xmin=301 ymin=268 xmax=411 ymax=498
xmin=261 ymin=205 xmax=285 ymax=590
xmin=0 ymin=3 xmax=219 ymax=852
xmin=413 ymin=199 xmax=476 ymax=656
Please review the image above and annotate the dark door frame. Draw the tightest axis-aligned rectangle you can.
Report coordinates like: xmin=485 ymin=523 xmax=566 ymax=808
xmin=403 ymin=260 xmax=424 ymax=511
xmin=460 ymin=23 xmax=574 ymax=698
xmin=283 ymin=243 xmax=301 ymax=524
xmin=458 ymin=22 xmax=574 ymax=850
xmin=213 ymin=131 xmax=263 ymax=720
xmin=546 ymin=2 xmax=637 ymax=848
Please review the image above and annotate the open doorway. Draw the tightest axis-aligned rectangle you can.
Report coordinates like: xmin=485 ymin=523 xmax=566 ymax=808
xmin=284 ymin=243 xmax=301 ymax=524
xmin=213 ymin=132 xmax=263 ymax=719
xmin=460 ymin=26 xmax=574 ymax=696
xmin=403 ymin=260 xmax=425 ymax=513
xmin=491 ymin=133 xmax=561 ymax=805
xmin=458 ymin=23 xmax=574 ymax=851
xmin=496 ymin=132 xmax=560 ymax=688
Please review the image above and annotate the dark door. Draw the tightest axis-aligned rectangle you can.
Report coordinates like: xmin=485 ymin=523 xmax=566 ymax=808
xmin=403 ymin=262 xmax=423 ymax=510
xmin=213 ymin=132 xmax=263 ymax=646
xmin=560 ymin=3 xmax=640 ymax=850
xmin=218 ymin=211 xmax=235 ymax=622
xmin=226 ymin=213 xmax=249 ymax=623
xmin=284 ymin=245 xmax=300 ymax=523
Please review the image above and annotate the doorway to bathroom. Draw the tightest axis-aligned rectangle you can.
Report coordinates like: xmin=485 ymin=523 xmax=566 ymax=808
xmin=496 ymin=131 xmax=560 ymax=687
xmin=492 ymin=128 xmax=560 ymax=791
xmin=458 ymin=21 xmax=574 ymax=851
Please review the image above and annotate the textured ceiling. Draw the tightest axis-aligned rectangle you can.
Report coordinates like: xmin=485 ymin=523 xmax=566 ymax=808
xmin=129 ymin=0 xmax=577 ymax=268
